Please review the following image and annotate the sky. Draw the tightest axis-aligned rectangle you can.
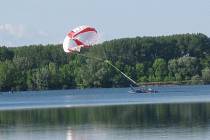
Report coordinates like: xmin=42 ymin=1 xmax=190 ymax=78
xmin=0 ymin=0 xmax=209 ymax=47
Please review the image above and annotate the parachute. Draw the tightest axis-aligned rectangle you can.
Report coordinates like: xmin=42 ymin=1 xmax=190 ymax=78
xmin=63 ymin=25 xmax=98 ymax=53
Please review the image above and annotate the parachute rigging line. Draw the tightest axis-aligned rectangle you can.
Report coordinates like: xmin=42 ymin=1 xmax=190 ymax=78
xmin=104 ymin=60 xmax=138 ymax=86
xmin=72 ymin=52 xmax=138 ymax=86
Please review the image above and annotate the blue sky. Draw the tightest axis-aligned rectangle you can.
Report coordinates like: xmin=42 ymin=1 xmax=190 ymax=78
xmin=0 ymin=0 xmax=209 ymax=46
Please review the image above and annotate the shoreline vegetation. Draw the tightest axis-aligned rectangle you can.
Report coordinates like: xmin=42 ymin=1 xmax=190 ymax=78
xmin=0 ymin=33 xmax=210 ymax=92
xmin=140 ymin=80 xmax=205 ymax=86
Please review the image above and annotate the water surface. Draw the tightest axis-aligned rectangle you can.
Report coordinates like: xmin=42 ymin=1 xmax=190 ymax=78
xmin=0 ymin=85 xmax=210 ymax=140
xmin=0 ymin=85 xmax=210 ymax=110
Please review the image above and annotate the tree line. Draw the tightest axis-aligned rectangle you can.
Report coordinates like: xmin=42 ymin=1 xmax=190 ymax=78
xmin=0 ymin=33 xmax=210 ymax=91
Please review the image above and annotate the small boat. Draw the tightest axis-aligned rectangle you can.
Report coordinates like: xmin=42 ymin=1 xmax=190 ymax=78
xmin=129 ymin=85 xmax=158 ymax=94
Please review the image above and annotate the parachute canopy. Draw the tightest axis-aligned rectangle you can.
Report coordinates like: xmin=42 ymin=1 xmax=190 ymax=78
xmin=63 ymin=25 xmax=98 ymax=53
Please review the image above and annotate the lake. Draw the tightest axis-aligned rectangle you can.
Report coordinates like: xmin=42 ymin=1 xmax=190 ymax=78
xmin=0 ymin=85 xmax=210 ymax=140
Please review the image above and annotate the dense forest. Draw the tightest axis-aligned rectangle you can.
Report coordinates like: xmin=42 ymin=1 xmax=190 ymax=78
xmin=0 ymin=33 xmax=210 ymax=91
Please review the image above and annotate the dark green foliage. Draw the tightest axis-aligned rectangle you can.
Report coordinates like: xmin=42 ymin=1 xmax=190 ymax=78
xmin=0 ymin=46 xmax=14 ymax=61
xmin=152 ymin=58 xmax=167 ymax=81
xmin=0 ymin=33 xmax=210 ymax=91
xmin=202 ymin=68 xmax=210 ymax=84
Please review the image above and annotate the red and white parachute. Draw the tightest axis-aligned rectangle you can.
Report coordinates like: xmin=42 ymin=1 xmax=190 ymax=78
xmin=63 ymin=25 xmax=98 ymax=53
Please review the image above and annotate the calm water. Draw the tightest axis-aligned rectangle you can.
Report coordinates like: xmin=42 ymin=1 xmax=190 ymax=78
xmin=0 ymin=85 xmax=210 ymax=140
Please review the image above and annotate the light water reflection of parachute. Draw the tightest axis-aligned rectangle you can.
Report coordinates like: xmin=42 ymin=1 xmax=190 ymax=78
xmin=63 ymin=25 xmax=98 ymax=53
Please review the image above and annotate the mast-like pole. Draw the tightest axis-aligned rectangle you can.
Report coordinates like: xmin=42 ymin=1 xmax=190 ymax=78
xmin=104 ymin=60 xmax=138 ymax=86
xmin=73 ymin=53 xmax=138 ymax=86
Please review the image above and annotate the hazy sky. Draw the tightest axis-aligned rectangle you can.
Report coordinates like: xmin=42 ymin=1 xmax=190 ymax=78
xmin=0 ymin=0 xmax=209 ymax=46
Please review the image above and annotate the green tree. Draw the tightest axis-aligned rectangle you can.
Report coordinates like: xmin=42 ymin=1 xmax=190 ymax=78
xmin=59 ymin=64 xmax=76 ymax=89
xmin=34 ymin=67 xmax=50 ymax=90
xmin=168 ymin=59 xmax=177 ymax=81
xmin=191 ymin=75 xmax=202 ymax=84
xmin=135 ymin=63 xmax=147 ymax=82
xmin=48 ymin=63 xmax=61 ymax=89
xmin=177 ymin=56 xmax=199 ymax=80
xmin=12 ymin=56 xmax=31 ymax=90
xmin=0 ymin=46 xmax=14 ymax=61
xmin=0 ymin=61 xmax=15 ymax=91
xmin=202 ymin=68 xmax=210 ymax=83
xmin=152 ymin=58 xmax=168 ymax=81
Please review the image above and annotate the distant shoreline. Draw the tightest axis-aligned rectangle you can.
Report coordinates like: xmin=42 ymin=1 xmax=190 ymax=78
xmin=2 ymin=81 xmax=208 ymax=93
xmin=140 ymin=80 xmax=205 ymax=86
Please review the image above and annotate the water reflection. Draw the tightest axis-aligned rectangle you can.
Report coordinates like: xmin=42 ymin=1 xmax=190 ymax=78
xmin=1 ymin=103 xmax=210 ymax=126
xmin=0 ymin=103 xmax=210 ymax=140
xmin=66 ymin=128 xmax=73 ymax=140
